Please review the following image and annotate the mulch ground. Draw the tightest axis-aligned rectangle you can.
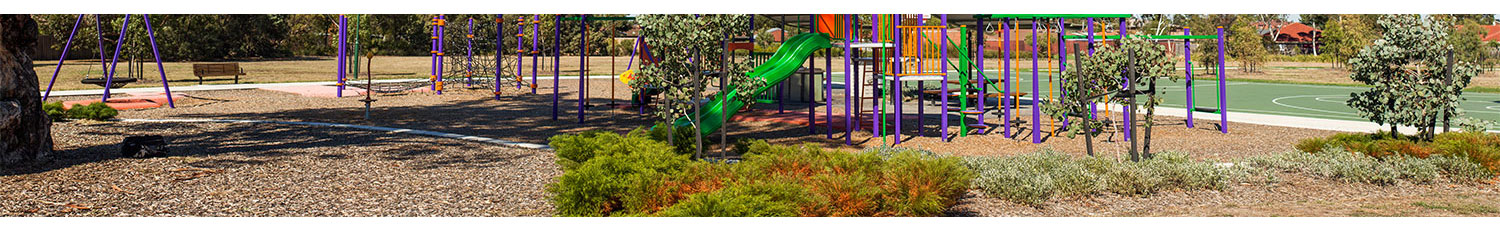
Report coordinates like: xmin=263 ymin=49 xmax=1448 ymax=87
xmin=12 ymin=79 xmax=1499 ymax=216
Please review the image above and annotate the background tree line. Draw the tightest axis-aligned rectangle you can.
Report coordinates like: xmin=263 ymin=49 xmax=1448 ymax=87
xmin=33 ymin=14 xmax=633 ymax=62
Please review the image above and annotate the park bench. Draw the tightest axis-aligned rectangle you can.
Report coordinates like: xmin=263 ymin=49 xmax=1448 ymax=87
xmin=192 ymin=63 xmax=247 ymax=84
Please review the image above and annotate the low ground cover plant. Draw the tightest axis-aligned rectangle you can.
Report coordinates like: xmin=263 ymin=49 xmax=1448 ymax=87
xmin=1242 ymin=147 xmax=1494 ymax=184
xmin=1296 ymin=131 xmax=1500 ymax=173
xmin=42 ymin=101 xmax=119 ymax=121
xmin=963 ymin=150 xmax=1243 ymax=206
xmin=546 ymin=129 xmax=972 ymax=217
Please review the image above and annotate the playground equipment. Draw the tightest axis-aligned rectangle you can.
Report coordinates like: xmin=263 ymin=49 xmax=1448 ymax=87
xmin=41 ymin=14 xmax=175 ymax=108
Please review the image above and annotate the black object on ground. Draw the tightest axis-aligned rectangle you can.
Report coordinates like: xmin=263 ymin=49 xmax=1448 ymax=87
xmin=121 ymin=135 xmax=169 ymax=158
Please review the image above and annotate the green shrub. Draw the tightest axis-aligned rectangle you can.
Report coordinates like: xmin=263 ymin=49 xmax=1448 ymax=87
xmin=1432 ymin=132 xmax=1500 ymax=172
xmin=1453 ymin=117 xmax=1495 ymax=133
xmin=547 ymin=133 xmax=972 ymax=217
xmin=42 ymin=101 xmax=66 ymax=120
xmin=646 ymin=122 xmax=698 ymax=155
xmin=548 ymin=129 xmax=674 ymax=171
xmin=965 ymin=150 xmax=1234 ymax=205
xmin=656 ymin=181 xmax=810 ymax=217
xmin=547 ymin=130 xmax=692 ymax=217
xmin=64 ymin=102 xmax=118 ymax=120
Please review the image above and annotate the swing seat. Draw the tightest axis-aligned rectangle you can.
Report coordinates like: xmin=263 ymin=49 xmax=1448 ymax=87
xmin=1192 ymin=107 xmax=1221 ymax=114
xmin=81 ymin=77 xmax=138 ymax=89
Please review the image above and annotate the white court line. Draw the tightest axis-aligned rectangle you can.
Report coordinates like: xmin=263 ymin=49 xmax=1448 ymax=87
xmin=116 ymin=118 xmax=552 ymax=150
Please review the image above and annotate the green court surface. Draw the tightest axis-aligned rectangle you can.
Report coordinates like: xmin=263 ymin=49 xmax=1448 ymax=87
xmin=894 ymin=70 xmax=1500 ymax=131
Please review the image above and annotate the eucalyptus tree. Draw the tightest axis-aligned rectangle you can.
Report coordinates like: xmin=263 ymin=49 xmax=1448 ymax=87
xmin=1347 ymin=15 xmax=1481 ymax=140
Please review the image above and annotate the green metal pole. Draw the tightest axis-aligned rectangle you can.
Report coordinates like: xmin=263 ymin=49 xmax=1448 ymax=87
xmin=350 ymin=15 xmax=362 ymax=82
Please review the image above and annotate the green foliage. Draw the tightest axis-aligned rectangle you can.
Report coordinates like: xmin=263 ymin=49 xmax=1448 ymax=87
xmin=634 ymin=14 xmax=760 ymax=127
xmin=546 ymin=130 xmax=692 ymax=216
xmin=656 ymin=182 xmax=809 ymax=217
xmin=965 ymin=150 xmax=1237 ymax=206
xmin=1347 ymin=15 xmax=1483 ymax=140
xmin=42 ymin=101 xmax=67 ymax=120
xmin=646 ymin=122 xmax=698 ymax=154
xmin=547 ymin=131 xmax=972 ymax=217
xmin=63 ymin=102 xmax=118 ymax=120
xmin=1045 ymin=37 xmax=1176 ymax=156
xmin=1320 ymin=14 xmax=1380 ymax=68
xmin=548 ymin=129 xmax=676 ymax=171
xmin=1227 ymin=19 xmax=1268 ymax=72
xmin=1454 ymin=117 xmax=1496 ymax=133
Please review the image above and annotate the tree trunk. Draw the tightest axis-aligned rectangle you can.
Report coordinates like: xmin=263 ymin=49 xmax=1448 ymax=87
xmin=1 ymin=14 xmax=55 ymax=167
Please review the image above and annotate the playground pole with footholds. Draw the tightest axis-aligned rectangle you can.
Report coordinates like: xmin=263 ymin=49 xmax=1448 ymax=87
xmin=1185 ymin=27 xmax=1194 ymax=128
xmin=808 ymin=14 xmax=816 ymax=136
xmin=1120 ymin=18 xmax=1129 ymax=141
xmin=438 ymin=15 xmax=446 ymax=95
xmin=1058 ymin=18 xmax=1068 ymax=128
xmin=337 ymin=15 xmax=347 ymax=97
xmin=916 ymin=17 xmax=924 ymax=138
xmin=1217 ymin=26 xmax=1228 ymax=134
xmin=42 ymin=14 xmax=82 ymax=102
xmin=826 ymin=15 xmax=835 ymax=139
xmin=429 ymin=16 xmax=438 ymax=93
xmin=101 ymin=15 xmax=130 ymax=102
xmin=1087 ymin=17 xmax=1097 ymax=119
xmin=939 ymin=14 xmax=950 ymax=141
xmin=143 ymin=15 xmax=174 ymax=108
xmin=1002 ymin=18 xmax=1012 ymax=137
xmin=514 ymin=16 xmax=525 ymax=91
xmin=1030 ymin=18 xmax=1041 ymax=144
xmin=843 ymin=14 xmax=853 ymax=145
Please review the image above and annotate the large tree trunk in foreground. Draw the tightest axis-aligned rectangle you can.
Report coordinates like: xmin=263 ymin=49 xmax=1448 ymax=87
xmin=1 ymin=14 xmax=53 ymax=167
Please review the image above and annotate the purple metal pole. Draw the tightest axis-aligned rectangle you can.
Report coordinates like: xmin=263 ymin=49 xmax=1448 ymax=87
xmin=1030 ymin=19 xmax=1041 ymax=144
xmin=466 ymin=18 xmax=474 ymax=87
xmin=1002 ymin=18 xmax=1012 ymax=137
xmin=101 ymin=15 xmax=130 ymax=102
xmin=871 ymin=15 xmax=881 ymax=137
xmin=142 ymin=15 xmax=174 ymax=108
xmin=1058 ymin=18 xmax=1068 ymax=128
xmin=893 ymin=16 xmax=903 ymax=144
xmin=809 ymin=14 xmax=816 ymax=135
xmin=1120 ymin=18 xmax=1129 ymax=140
xmin=1217 ymin=26 xmax=1229 ymax=134
xmin=42 ymin=14 xmax=83 ymax=102
xmin=939 ymin=14 xmax=950 ymax=141
xmin=437 ymin=15 xmax=446 ymax=95
xmin=337 ymin=15 xmax=347 ymax=97
xmin=917 ymin=17 xmax=924 ymax=138
xmin=843 ymin=14 xmax=853 ymax=145
xmin=1185 ymin=27 xmax=1195 ymax=128
xmin=531 ymin=15 xmax=540 ymax=92
xmin=429 ymin=16 xmax=438 ymax=92
xmin=1087 ymin=18 xmax=1098 ymax=119
xmin=578 ymin=15 xmax=587 ymax=124
xmin=515 ymin=16 xmax=525 ymax=91
xmin=97 ymin=16 xmax=105 ymax=80
xmin=553 ymin=15 xmax=561 ymax=121
xmin=977 ymin=18 xmax=988 ymax=134
xmin=495 ymin=14 xmax=504 ymax=100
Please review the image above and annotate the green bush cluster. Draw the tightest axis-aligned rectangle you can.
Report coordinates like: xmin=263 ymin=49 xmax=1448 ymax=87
xmin=546 ymin=130 xmax=972 ymax=217
xmin=1296 ymin=132 xmax=1500 ymax=173
xmin=42 ymin=101 xmax=67 ymax=120
xmin=964 ymin=150 xmax=1239 ymax=206
xmin=1243 ymin=147 xmax=1493 ymax=184
xmin=41 ymin=101 xmax=118 ymax=121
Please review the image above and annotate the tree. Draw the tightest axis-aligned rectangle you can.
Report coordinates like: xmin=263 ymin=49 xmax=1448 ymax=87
xmin=634 ymin=14 xmax=757 ymax=157
xmin=1320 ymin=14 xmax=1379 ymax=69
xmin=2 ymin=14 xmax=55 ymax=167
xmin=1227 ymin=18 xmax=1267 ymax=73
xmin=1347 ymin=15 xmax=1482 ymax=140
xmin=1044 ymin=38 xmax=1176 ymax=159
xmin=1450 ymin=20 xmax=1493 ymax=69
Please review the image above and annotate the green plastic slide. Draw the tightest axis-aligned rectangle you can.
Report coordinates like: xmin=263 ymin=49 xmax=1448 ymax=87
xmin=671 ymin=33 xmax=834 ymax=135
